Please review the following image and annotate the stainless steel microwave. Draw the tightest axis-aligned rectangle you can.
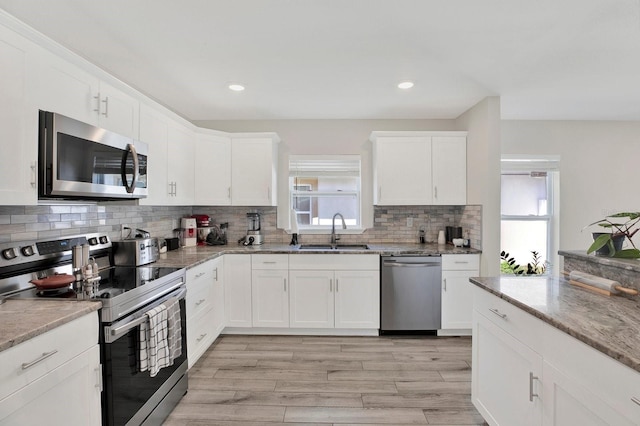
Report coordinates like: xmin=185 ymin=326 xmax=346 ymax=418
xmin=38 ymin=110 xmax=148 ymax=200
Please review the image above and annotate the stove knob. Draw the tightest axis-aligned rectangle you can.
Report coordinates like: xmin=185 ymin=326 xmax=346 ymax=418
xmin=88 ymin=237 xmax=98 ymax=246
xmin=100 ymin=292 xmax=111 ymax=299
xmin=21 ymin=245 xmax=35 ymax=257
xmin=2 ymin=248 xmax=17 ymax=260
xmin=99 ymin=236 xmax=109 ymax=244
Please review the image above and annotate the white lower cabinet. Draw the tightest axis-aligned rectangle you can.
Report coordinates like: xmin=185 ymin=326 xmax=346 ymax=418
xmin=224 ymin=254 xmax=252 ymax=328
xmin=186 ymin=259 xmax=215 ymax=368
xmin=210 ymin=257 xmax=225 ymax=338
xmin=0 ymin=312 xmax=100 ymax=425
xmin=440 ymin=254 xmax=479 ymax=333
xmin=288 ymin=255 xmax=380 ymax=330
xmin=472 ymin=286 xmax=640 ymax=426
xmin=251 ymin=255 xmax=289 ymax=328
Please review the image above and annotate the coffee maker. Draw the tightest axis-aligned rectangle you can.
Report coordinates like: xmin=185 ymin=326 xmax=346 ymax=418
xmin=244 ymin=212 xmax=263 ymax=245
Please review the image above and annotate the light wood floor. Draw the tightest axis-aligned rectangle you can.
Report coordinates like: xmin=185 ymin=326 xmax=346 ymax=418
xmin=164 ymin=334 xmax=486 ymax=425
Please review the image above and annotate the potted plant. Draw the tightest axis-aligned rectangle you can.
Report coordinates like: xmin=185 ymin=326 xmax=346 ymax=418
xmin=584 ymin=212 xmax=640 ymax=258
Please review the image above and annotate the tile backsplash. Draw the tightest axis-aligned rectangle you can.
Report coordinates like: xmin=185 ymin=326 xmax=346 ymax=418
xmin=0 ymin=204 xmax=482 ymax=249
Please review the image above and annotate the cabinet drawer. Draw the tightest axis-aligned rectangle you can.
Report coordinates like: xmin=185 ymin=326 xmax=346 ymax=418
xmin=252 ymin=254 xmax=288 ymax=269
xmin=472 ymin=285 xmax=544 ymax=350
xmin=442 ymin=254 xmax=479 ymax=271
xmin=0 ymin=312 xmax=98 ymax=401
xmin=289 ymin=254 xmax=379 ymax=270
xmin=187 ymin=278 xmax=212 ymax=319
xmin=187 ymin=307 xmax=214 ymax=368
xmin=187 ymin=261 xmax=213 ymax=283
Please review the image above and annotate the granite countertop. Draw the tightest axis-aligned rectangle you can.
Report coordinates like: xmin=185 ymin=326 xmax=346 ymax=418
xmin=470 ymin=275 xmax=640 ymax=373
xmin=0 ymin=299 xmax=101 ymax=353
xmin=560 ymin=249 xmax=640 ymax=274
xmin=153 ymin=243 xmax=481 ymax=268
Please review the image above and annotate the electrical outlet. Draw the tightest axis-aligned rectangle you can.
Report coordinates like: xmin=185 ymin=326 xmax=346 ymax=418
xmin=121 ymin=224 xmax=130 ymax=239
xmin=407 ymin=217 xmax=413 ymax=227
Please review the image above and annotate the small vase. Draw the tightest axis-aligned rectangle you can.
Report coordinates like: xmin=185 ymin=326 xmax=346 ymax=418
xmin=592 ymin=233 xmax=625 ymax=256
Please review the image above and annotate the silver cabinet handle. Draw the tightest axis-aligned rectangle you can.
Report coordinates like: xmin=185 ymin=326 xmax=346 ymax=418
xmin=284 ymin=278 xmax=287 ymax=292
xmin=454 ymin=261 xmax=469 ymax=264
xmin=631 ymin=396 xmax=640 ymax=406
xmin=195 ymin=298 xmax=206 ymax=306
xmin=95 ymin=365 xmax=103 ymax=390
xmin=214 ymin=267 xmax=218 ymax=281
xmin=195 ymin=272 xmax=205 ymax=279
xmin=434 ymin=186 xmax=438 ymax=199
xmin=30 ymin=162 xmax=37 ymax=188
xmin=263 ymin=261 xmax=277 ymax=264
xmin=22 ymin=350 xmax=58 ymax=370
xmin=489 ymin=308 xmax=507 ymax=319
xmin=228 ymin=187 xmax=231 ymax=199
xmin=101 ymin=96 xmax=109 ymax=117
xmin=443 ymin=278 xmax=447 ymax=291
xmin=196 ymin=333 xmax=207 ymax=342
xmin=174 ymin=181 xmax=178 ymax=197
xmin=330 ymin=279 xmax=333 ymax=292
xmin=529 ymin=372 xmax=539 ymax=402
xmin=336 ymin=279 xmax=339 ymax=292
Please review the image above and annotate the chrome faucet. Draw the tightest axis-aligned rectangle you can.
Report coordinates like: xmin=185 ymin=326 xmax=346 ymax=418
xmin=331 ymin=213 xmax=347 ymax=247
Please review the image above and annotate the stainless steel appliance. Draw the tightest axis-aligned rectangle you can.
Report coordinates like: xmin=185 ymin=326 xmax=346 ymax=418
xmin=243 ymin=212 xmax=263 ymax=245
xmin=0 ymin=234 xmax=187 ymax=426
xmin=380 ymin=255 xmax=442 ymax=333
xmin=113 ymin=237 xmax=160 ymax=266
xmin=38 ymin=110 xmax=148 ymax=200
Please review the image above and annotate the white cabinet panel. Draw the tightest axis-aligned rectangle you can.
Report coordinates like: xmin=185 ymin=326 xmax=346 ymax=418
xmin=231 ymin=137 xmax=278 ymax=206
xmin=210 ymin=257 xmax=225 ymax=338
xmin=166 ymin=121 xmax=195 ymax=205
xmin=431 ymin=136 xmax=466 ymax=205
xmin=138 ymin=104 xmax=169 ymax=205
xmin=440 ymin=254 xmax=479 ymax=332
xmin=373 ymin=136 xmax=432 ymax=205
xmin=289 ymin=270 xmax=334 ymax=328
xmin=195 ymin=132 xmax=231 ymax=205
xmin=98 ymin=80 xmax=139 ymax=139
xmin=224 ymin=254 xmax=252 ymax=328
xmin=252 ymin=269 xmax=289 ymax=328
xmin=0 ymin=25 xmax=38 ymax=205
xmin=472 ymin=310 xmax=543 ymax=426
xmin=334 ymin=270 xmax=379 ymax=329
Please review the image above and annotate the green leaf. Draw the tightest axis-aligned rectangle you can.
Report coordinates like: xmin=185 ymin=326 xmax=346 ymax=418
xmin=612 ymin=249 xmax=640 ymax=259
xmin=587 ymin=234 xmax=612 ymax=254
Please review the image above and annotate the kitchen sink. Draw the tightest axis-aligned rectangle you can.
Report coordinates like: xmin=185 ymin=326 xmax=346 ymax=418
xmin=297 ymin=244 xmax=369 ymax=251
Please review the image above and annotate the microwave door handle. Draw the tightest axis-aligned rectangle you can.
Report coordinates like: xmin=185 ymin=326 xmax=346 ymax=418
xmin=121 ymin=143 xmax=139 ymax=194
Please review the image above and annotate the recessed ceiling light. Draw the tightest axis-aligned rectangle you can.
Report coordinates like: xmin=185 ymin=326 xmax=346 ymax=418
xmin=398 ymin=81 xmax=414 ymax=89
xmin=228 ymin=84 xmax=245 ymax=91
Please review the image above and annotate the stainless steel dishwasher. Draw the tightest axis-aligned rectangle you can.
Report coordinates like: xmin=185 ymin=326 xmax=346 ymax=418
xmin=380 ymin=255 xmax=442 ymax=333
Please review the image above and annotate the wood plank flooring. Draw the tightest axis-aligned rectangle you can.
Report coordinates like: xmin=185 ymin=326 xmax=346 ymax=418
xmin=164 ymin=335 xmax=486 ymax=425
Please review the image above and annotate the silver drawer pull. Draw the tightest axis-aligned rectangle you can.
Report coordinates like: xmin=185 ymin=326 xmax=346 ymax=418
xmin=195 ymin=298 xmax=206 ymax=306
xmin=529 ymin=372 xmax=539 ymax=402
xmin=632 ymin=396 xmax=640 ymax=406
xmin=262 ymin=261 xmax=277 ymax=264
xmin=196 ymin=333 xmax=207 ymax=342
xmin=22 ymin=350 xmax=58 ymax=370
xmin=454 ymin=261 xmax=469 ymax=264
xmin=489 ymin=308 xmax=507 ymax=319
xmin=194 ymin=272 xmax=205 ymax=279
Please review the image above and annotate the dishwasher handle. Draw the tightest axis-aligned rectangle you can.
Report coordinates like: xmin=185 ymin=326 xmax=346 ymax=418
xmin=383 ymin=261 xmax=441 ymax=267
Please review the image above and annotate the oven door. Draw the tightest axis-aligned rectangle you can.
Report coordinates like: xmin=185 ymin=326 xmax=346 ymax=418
xmin=39 ymin=110 xmax=148 ymax=200
xmin=101 ymin=286 xmax=187 ymax=426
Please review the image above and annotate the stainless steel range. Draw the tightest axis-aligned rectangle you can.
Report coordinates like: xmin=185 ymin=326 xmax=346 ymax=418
xmin=0 ymin=233 xmax=188 ymax=426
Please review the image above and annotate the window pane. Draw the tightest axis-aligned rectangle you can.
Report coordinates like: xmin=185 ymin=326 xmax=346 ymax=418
xmin=501 ymin=220 xmax=548 ymax=268
xmin=292 ymin=194 xmax=359 ymax=226
xmin=501 ymin=173 xmax=548 ymax=216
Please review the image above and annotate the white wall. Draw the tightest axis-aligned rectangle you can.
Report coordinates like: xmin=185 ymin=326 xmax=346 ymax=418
xmin=502 ymin=120 xmax=640 ymax=255
xmin=455 ymin=97 xmax=502 ymax=276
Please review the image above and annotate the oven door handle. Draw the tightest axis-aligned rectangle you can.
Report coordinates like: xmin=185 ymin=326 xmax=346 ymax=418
xmin=105 ymin=286 xmax=186 ymax=343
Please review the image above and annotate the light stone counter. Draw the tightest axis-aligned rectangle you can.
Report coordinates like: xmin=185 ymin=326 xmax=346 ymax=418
xmin=0 ymin=299 xmax=101 ymax=352
xmin=154 ymin=243 xmax=481 ymax=269
xmin=470 ymin=275 xmax=640 ymax=373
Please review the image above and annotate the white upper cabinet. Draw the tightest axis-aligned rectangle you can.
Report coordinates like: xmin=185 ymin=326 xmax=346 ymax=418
xmin=138 ymin=103 xmax=169 ymax=205
xmin=231 ymin=135 xmax=279 ymax=206
xmin=371 ymin=131 xmax=467 ymax=206
xmin=36 ymin=52 xmax=139 ymax=139
xmin=432 ymin=136 xmax=466 ymax=205
xmin=0 ymin=22 xmax=39 ymax=205
xmin=194 ymin=132 xmax=232 ymax=206
xmin=166 ymin=120 xmax=195 ymax=205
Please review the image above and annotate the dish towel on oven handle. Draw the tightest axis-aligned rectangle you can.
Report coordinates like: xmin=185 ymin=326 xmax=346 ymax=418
xmin=165 ymin=296 xmax=182 ymax=363
xmin=138 ymin=304 xmax=170 ymax=377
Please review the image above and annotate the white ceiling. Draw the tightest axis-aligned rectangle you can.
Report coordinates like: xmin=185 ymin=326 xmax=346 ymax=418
xmin=1 ymin=0 xmax=639 ymax=121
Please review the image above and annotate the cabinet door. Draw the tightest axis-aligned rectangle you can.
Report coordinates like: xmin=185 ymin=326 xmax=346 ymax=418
xmin=231 ymin=138 xmax=276 ymax=206
xmin=138 ymin=104 xmax=169 ymax=205
xmin=374 ymin=137 xmax=432 ymax=205
xmin=195 ymin=133 xmax=232 ymax=205
xmin=0 ymin=345 xmax=101 ymax=425
xmin=472 ymin=310 xmax=543 ymax=426
xmin=441 ymin=270 xmax=475 ymax=330
xmin=224 ymin=254 xmax=252 ymax=327
xmin=432 ymin=136 xmax=466 ymax=205
xmin=97 ymin=81 xmax=139 ymax=139
xmin=0 ymin=25 xmax=38 ymax=205
xmin=289 ymin=270 xmax=334 ymax=328
xmin=167 ymin=121 xmax=195 ymax=205
xmin=334 ymin=270 xmax=379 ymax=329
xmin=211 ymin=257 xmax=225 ymax=337
xmin=542 ymin=361 xmax=635 ymax=426
xmin=252 ymin=269 xmax=289 ymax=327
